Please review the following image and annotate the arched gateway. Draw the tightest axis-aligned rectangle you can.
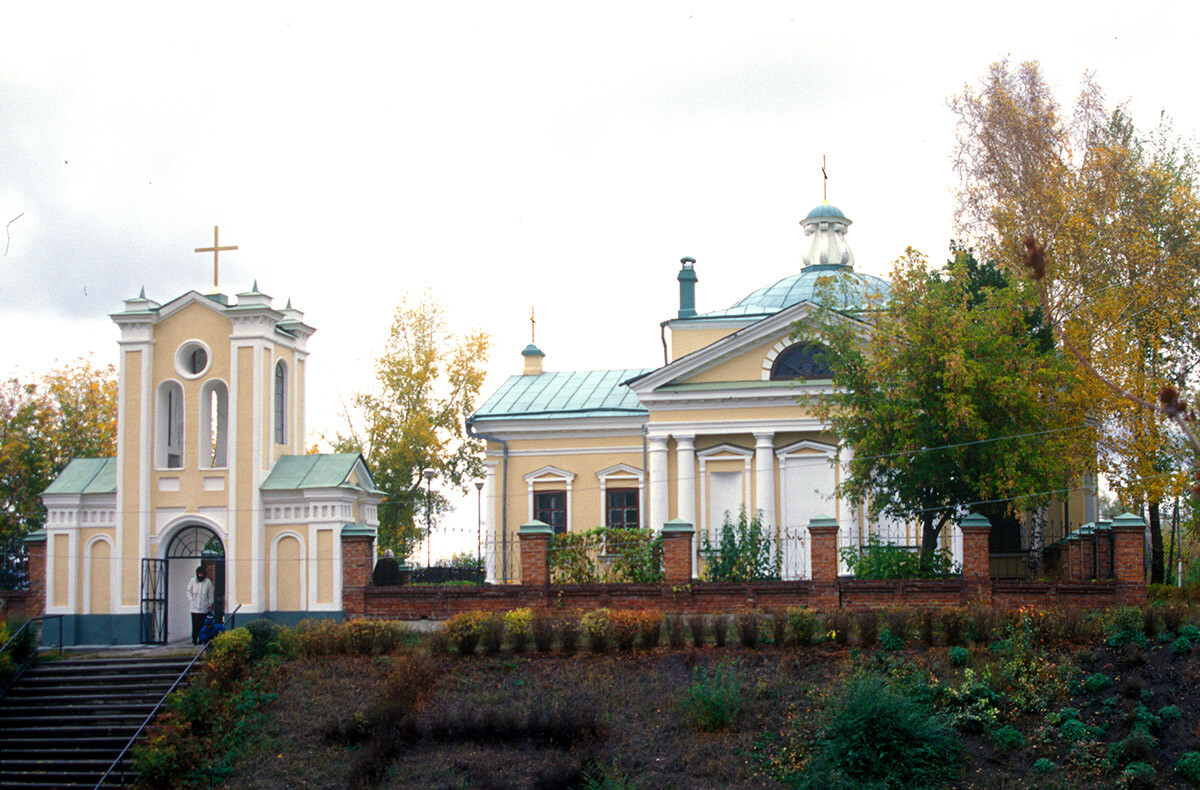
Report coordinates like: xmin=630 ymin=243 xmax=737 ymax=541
xmin=140 ymin=525 xmax=226 ymax=644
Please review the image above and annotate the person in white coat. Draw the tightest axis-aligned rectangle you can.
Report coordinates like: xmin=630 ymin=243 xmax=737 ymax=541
xmin=186 ymin=566 xmax=214 ymax=645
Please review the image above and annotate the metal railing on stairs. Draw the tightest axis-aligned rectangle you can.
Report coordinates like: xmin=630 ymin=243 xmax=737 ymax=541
xmin=93 ymin=604 xmax=242 ymax=789
xmin=0 ymin=614 xmax=64 ymax=700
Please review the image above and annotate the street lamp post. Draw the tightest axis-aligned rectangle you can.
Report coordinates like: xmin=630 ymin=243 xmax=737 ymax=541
xmin=474 ymin=480 xmax=485 ymax=583
xmin=422 ymin=468 xmax=436 ymax=568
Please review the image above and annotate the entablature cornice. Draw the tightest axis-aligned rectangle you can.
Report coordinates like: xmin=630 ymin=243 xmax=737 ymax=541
xmin=469 ymin=414 xmax=647 ymax=440
xmin=645 ymin=416 xmax=829 ymax=440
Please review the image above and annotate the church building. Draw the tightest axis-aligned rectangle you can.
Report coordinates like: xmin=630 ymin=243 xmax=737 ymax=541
xmin=469 ymin=204 xmax=925 ymax=583
xmin=38 ymin=252 xmax=383 ymax=645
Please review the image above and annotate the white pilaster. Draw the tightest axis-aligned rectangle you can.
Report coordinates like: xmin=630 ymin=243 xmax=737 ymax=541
xmin=675 ymin=435 xmax=697 ymax=576
xmin=483 ymin=463 xmax=497 ymax=582
xmin=648 ymin=436 xmax=669 ymax=532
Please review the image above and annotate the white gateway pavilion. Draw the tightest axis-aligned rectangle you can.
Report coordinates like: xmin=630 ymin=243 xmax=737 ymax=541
xmin=40 ymin=278 xmax=382 ymax=646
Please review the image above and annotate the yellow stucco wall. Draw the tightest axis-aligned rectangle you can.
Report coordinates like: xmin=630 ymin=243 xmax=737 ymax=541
xmin=53 ymin=534 xmax=69 ymax=608
xmin=683 ymin=335 xmax=786 ymax=384
xmin=88 ymin=538 xmax=112 ymax=614
xmin=670 ymin=326 xmax=740 ymax=359
xmin=316 ymin=528 xmax=334 ymax=604
xmin=274 ymin=534 xmax=303 ymax=610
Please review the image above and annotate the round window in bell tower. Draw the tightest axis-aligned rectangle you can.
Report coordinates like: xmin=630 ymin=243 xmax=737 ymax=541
xmin=175 ymin=340 xmax=212 ymax=379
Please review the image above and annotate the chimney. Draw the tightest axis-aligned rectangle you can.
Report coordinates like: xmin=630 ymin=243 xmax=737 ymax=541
xmin=677 ymin=257 xmax=697 ymax=318
xmin=522 ymin=343 xmax=545 ymax=375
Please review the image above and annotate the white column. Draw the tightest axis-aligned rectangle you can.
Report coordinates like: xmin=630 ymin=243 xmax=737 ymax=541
xmin=753 ymin=432 xmax=775 ymax=529
xmin=754 ymin=432 xmax=776 ymax=570
xmin=675 ymin=435 xmax=697 ymax=576
xmin=648 ymin=435 xmax=669 ymax=532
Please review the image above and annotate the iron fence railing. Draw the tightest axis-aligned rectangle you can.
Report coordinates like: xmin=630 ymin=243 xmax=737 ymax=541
xmin=410 ymin=566 xmax=485 ymax=585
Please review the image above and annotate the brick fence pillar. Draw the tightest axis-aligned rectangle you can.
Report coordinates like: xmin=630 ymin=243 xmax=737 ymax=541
xmin=1094 ymin=520 xmax=1113 ymax=580
xmin=661 ymin=519 xmax=694 ymax=585
xmin=959 ymin=512 xmax=992 ymax=607
xmin=807 ymin=516 xmax=840 ymax=610
xmin=1111 ymin=512 xmax=1147 ymax=604
xmin=24 ymin=529 xmax=47 ymax=618
xmin=518 ymin=521 xmax=553 ymax=586
xmin=1079 ymin=525 xmax=1097 ymax=580
xmin=340 ymin=525 xmax=377 ymax=618
xmin=1066 ymin=532 xmax=1082 ymax=581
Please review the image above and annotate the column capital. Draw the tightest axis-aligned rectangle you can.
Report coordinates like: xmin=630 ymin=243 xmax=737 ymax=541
xmin=753 ymin=431 xmax=775 ymax=447
xmin=674 ymin=434 xmax=695 ymax=450
xmin=647 ymin=435 xmax=669 ymax=450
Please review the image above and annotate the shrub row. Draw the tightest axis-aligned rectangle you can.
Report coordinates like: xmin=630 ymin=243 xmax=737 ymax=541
xmin=437 ymin=604 xmax=1200 ymax=655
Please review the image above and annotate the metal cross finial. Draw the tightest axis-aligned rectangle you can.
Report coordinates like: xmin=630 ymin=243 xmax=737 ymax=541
xmin=530 ymin=307 xmax=536 ymax=344
xmin=822 ymin=155 xmax=828 ymax=202
xmin=194 ymin=226 xmax=238 ymax=289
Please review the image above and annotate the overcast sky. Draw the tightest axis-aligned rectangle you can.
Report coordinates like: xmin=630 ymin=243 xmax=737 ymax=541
xmin=3 ymin=2 xmax=1197 ymax=554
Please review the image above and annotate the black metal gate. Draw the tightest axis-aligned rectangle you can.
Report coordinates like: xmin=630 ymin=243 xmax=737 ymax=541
xmin=140 ymin=558 xmax=168 ymax=644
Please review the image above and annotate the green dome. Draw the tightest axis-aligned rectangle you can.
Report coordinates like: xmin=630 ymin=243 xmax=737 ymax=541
xmin=700 ymin=267 xmax=890 ymax=318
xmin=805 ymin=203 xmax=848 ymax=220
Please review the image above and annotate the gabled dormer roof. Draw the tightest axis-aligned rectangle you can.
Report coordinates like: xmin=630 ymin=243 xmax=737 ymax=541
xmin=43 ymin=458 xmax=117 ymax=495
xmin=262 ymin=453 xmax=383 ymax=494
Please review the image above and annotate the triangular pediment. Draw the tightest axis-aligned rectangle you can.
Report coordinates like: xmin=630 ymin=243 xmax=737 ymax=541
xmin=629 ymin=300 xmax=862 ymax=393
xmin=155 ymin=291 xmax=234 ymax=321
xmin=523 ymin=465 xmax=576 ymax=483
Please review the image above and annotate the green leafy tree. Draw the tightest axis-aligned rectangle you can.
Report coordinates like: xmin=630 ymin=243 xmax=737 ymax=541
xmin=801 ymin=246 xmax=1088 ymax=566
xmin=335 ymin=291 xmax=490 ymax=560
xmin=0 ymin=357 xmax=117 ymax=541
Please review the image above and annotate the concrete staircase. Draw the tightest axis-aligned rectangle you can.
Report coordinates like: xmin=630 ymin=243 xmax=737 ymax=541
xmin=0 ymin=654 xmax=199 ymax=788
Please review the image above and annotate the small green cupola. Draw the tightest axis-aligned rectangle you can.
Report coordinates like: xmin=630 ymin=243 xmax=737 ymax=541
xmin=522 ymin=343 xmax=545 ymax=375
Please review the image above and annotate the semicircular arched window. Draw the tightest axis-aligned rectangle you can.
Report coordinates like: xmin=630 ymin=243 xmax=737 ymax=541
xmin=770 ymin=343 xmax=833 ymax=381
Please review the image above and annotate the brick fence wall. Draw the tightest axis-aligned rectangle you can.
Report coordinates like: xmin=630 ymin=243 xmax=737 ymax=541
xmin=342 ymin=513 xmax=1149 ymax=621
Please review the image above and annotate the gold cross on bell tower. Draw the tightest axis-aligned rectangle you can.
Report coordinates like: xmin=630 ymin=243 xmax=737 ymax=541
xmin=822 ymin=155 xmax=828 ymax=202
xmin=194 ymin=226 xmax=238 ymax=289
xmin=530 ymin=307 xmax=536 ymax=344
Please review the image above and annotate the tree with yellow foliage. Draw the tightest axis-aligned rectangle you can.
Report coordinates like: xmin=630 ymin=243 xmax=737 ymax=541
xmin=335 ymin=291 xmax=490 ymax=560
xmin=0 ymin=357 xmax=117 ymax=541
xmin=952 ymin=60 xmax=1200 ymax=582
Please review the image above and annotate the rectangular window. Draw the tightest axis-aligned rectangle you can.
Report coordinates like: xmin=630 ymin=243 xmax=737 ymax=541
xmin=534 ymin=491 xmax=567 ymax=535
xmin=605 ymin=488 xmax=639 ymax=529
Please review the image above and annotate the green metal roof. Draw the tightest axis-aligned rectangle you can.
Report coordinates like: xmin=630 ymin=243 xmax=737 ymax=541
xmin=44 ymin=458 xmax=117 ymax=495
xmin=473 ymin=369 xmax=651 ymax=420
xmin=262 ymin=453 xmax=381 ymax=492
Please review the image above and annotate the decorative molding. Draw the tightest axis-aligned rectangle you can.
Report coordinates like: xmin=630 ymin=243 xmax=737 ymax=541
xmin=760 ymin=338 xmax=792 ymax=380
xmin=775 ymin=439 xmax=838 ymax=458
xmin=523 ymin=465 xmax=577 ymax=483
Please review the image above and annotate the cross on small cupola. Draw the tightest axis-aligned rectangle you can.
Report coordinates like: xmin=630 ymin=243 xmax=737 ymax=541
xmin=194 ymin=226 xmax=238 ymax=290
